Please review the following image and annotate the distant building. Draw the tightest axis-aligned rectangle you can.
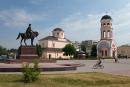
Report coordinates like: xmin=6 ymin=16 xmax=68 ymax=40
xmin=72 ymin=41 xmax=81 ymax=51
xmin=39 ymin=28 xmax=71 ymax=59
xmin=81 ymin=40 xmax=98 ymax=55
xmin=97 ymin=15 xmax=117 ymax=58
xmin=117 ymin=45 xmax=130 ymax=58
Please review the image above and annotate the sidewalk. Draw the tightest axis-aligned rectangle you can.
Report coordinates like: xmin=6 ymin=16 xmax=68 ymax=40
xmin=0 ymin=59 xmax=130 ymax=77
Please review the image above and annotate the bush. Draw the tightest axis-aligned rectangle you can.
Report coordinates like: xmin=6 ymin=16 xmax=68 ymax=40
xmin=22 ymin=61 xmax=40 ymax=83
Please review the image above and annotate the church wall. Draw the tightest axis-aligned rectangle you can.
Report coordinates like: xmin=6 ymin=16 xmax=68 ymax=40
xmin=42 ymin=51 xmax=70 ymax=59
xmin=97 ymin=48 xmax=111 ymax=58
xmin=39 ymin=39 xmax=71 ymax=59
xmin=39 ymin=40 xmax=48 ymax=48
xmin=47 ymin=40 xmax=69 ymax=48
xmin=39 ymin=40 xmax=70 ymax=48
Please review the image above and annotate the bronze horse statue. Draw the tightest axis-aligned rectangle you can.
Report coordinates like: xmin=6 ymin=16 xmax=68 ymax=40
xmin=16 ymin=31 xmax=39 ymax=46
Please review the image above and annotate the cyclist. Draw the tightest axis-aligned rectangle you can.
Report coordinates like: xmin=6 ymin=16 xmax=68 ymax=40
xmin=93 ymin=58 xmax=104 ymax=69
xmin=96 ymin=58 xmax=102 ymax=65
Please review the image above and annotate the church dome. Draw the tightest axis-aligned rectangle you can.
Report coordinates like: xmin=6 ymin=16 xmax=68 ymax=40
xmin=101 ymin=15 xmax=112 ymax=20
xmin=53 ymin=28 xmax=64 ymax=32
xmin=52 ymin=28 xmax=64 ymax=39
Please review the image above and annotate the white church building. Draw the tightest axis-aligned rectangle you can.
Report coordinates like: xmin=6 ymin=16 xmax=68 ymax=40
xmin=39 ymin=28 xmax=71 ymax=59
xmin=97 ymin=15 xmax=117 ymax=58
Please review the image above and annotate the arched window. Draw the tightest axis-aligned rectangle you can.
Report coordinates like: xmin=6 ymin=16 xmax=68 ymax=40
xmin=52 ymin=43 xmax=55 ymax=48
xmin=107 ymin=30 xmax=110 ymax=38
xmin=49 ymin=54 xmax=51 ymax=59
xmin=105 ymin=50 xmax=107 ymax=56
xmin=107 ymin=23 xmax=110 ymax=25
xmin=103 ymin=31 xmax=106 ymax=38
xmin=57 ymin=32 xmax=59 ymax=35
xmin=61 ymin=32 xmax=63 ymax=35
xmin=61 ymin=32 xmax=63 ymax=37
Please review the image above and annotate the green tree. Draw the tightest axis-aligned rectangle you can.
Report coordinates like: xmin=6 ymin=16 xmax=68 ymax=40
xmin=9 ymin=48 xmax=17 ymax=53
xmin=0 ymin=45 xmax=8 ymax=56
xmin=91 ymin=45 xmax=97 ymax=57
xmin=36 ymin=44 xmax=43 ymax=58
xmin=22 ymin=60 xmax=40 ymax=83
xmin=62 ymin=44 xmax=76 ymax=58
xmin=81 ymin=45 xmax=86 ymax=52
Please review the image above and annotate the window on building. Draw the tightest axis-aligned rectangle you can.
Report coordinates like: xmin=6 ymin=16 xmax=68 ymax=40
xmin=107 ymin=30 xmax=110 ymax=38
xmin=61 ymin=32 xmax=63 ymax=36
xmin=107 ymin=23 xmax=110 ymax=25
xmin=57 ymin=32 xmax=59 ymax=35
xmin=103 ymin=31 xmax=106 ymax=38
xmin=49 ymin=54 xmax=51 ymax=59
xmin=63 ymin=53 xmax=66 ymax=56
xmin=53 ymin=43 xmax=55 ymax=48
xmin=105 ymin=50 xmax=107 ymax=56
xmin=103 ymin=23 xmax=106 ymax=26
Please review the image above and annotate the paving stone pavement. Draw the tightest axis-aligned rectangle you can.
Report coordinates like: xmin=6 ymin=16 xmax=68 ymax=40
xmin=44 ymin=59 xmax=130 ymax=77
xmin=0 ymin=59 xmax=130 ymax=77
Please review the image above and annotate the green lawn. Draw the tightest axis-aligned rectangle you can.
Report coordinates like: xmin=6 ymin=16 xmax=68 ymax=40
xmin=0 ymin=72 xmax=130 ymax=87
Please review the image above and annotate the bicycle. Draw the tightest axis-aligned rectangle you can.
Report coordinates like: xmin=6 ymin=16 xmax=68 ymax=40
xmin=92 ymin=64 xmax=104 ymax=69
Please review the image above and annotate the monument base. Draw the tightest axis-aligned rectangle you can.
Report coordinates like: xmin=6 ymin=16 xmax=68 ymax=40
xmin=17 ymin=46 xmax=38 ymax=61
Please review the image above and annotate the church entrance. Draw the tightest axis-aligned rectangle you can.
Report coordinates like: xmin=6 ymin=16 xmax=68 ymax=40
xmin=49 ymin=54 xmax=51 ymax=59
xmin=101 ymin=49 xmax=108 ymax=57
xmin=105 ymin=50 xmax=107 ymax=56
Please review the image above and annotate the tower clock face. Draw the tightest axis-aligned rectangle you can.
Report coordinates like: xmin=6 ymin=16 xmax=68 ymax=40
xmin=98 ymin=41 xmax=110 ymax=49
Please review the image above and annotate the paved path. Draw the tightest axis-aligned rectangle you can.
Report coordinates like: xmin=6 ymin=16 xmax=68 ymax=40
xmin=0 ymin=59 xmax=130 ymax=77
xmin=44 ymin=59 xmax=130 ymax=77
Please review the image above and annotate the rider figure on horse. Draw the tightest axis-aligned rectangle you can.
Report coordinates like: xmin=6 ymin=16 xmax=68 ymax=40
xmin=26 ymin=24 xmax=33 ymax=37
xmin=16 ymin=24 xmax=39 ymax=46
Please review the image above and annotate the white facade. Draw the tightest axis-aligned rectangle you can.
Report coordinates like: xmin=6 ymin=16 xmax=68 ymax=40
xmin=39 ymin=28 xmax=71 ymax=59
xmin=97 ymin=15 xmax=117 ymax=58
xmin=39 ymin=40 xmax=69 ymax=48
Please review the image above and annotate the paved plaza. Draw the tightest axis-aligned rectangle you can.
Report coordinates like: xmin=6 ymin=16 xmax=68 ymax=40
xmin=0 ymin=59 xmax=130 ymax=77
xmin=45 ymin=59 xmax=130 ymax=77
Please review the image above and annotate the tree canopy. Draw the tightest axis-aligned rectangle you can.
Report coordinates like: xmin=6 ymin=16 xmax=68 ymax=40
xmin=36 ymin=44 xmax=43 ymax=58
xmin=81 ymin=45 xmax=86 ymax=52
xmin=91 ymin=45 xmax=97 ymax=57
xmin=0 ymin=45 xmax=8 ymax=55
xmin=62 ymin=44 xmax=76 ymax=57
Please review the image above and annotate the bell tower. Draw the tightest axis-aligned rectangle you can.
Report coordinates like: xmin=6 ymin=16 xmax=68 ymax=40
xmin=100 ymin=15 xmax=113 ymax=40
xmin=97 ymin=15 xmax=117 ymax=58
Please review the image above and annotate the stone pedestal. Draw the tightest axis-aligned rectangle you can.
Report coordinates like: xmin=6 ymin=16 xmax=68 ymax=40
xmin=17 ymin=46 xmax=38 ymax=61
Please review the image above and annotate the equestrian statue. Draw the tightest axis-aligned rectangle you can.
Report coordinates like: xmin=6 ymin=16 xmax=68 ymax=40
xmin=16 ymin=24 xmax=39 ymax=46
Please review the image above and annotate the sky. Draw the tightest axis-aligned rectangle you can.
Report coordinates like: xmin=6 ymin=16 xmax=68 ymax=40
xmin=0 ymin=0 xmax=130 ymax=49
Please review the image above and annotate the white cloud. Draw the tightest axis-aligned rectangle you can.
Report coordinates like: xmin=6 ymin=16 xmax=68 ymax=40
xmin=48 ymin=12 xmax=104 ymax=41
xmin=49 ymin=3 xmax=130 ymax=45
xmin=0 ymin=9 xmax=47 ymax=28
